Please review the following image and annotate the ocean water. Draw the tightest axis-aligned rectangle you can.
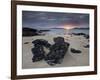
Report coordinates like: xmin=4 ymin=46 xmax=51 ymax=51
xmin=44 ymin=28 xmax=89 ymax=35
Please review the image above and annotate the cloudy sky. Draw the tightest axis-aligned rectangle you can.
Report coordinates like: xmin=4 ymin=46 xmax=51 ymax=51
xmin=22 ymin=11 xmax=89 ymax=29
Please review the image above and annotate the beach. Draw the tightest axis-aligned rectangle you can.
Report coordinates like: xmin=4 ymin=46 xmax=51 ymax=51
xmin=22 ymin=34 xmax=89 ymax=69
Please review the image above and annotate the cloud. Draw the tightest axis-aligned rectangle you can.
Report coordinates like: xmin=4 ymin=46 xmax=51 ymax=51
xmin=22 ymin=11 xmax=89 ymax=28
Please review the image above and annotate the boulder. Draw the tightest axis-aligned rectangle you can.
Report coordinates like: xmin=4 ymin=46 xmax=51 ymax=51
xmin=31 ymin=44 xmax=45 ymax=62
xmin=32 ymin=39 xmax=51 ymax=48
xmin=45 ymin=37 xmax=70 ymax=66
xmin=54 ymin=37 xmax=64 ymax=43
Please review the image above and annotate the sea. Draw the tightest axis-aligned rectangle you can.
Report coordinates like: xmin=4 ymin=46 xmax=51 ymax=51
xmin=42 ymin=28 xmax=89 ymax=35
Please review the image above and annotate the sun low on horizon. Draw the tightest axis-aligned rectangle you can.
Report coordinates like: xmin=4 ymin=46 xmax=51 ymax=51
xmin=63 ymin=25 xmax=75 ymax=30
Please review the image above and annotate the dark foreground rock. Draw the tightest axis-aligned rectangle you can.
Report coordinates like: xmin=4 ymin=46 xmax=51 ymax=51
xmin=31 ymin=39 xmax=51 ymax=62
xmin=32 ymin=39 xmax=51 ymax=48
xmin=54 ymin=37 xmax=64 ymax=43
xmin=45 ymin=37 xmax=70 ymax=66
xmin=70 ymin=48 xmax=81 ymax=53
xmin=31 ymin=44 xmax=45 ymax=62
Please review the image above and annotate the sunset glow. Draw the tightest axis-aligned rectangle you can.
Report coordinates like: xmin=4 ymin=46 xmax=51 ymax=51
xmin=64 ymin=25 xmax=74 ymax=30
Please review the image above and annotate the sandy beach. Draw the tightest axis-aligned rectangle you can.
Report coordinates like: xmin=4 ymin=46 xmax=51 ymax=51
xmin=22 ymin=34 xmax=89 ymax=69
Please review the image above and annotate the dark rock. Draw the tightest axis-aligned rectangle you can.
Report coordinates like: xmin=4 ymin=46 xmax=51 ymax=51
xmin=45 ymin=37 xmax=70 ymax=66
xmin=24 ymin=42 xmax=29 ymax=44
xmin=84 ymin=44 xmax=89 ymax=48
xmin=22 ymin=28 xmax=39 ymax=36
xmin=31 ymin=39 xmax=51 ymax=62
xmin=32 ymin=39 xmax=51 ymax=48
xmin=54 ymin=37 xmax=64 ymax=43
xmin=84 ymin=35 xmax=89 ymax=39
xmin=72 ymin=33 xmax=89 ymax=39
xmin=31 ymin=45 xmax=45 ymax=62
xmin=70 ymin=48 xmax=81 ymax=53
xmin=39 ymin=30 xmax=50 ymax=33
xmin=72 ymin=33 xmax=86 ymax=36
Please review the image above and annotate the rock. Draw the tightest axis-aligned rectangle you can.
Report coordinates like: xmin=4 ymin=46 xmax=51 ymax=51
xmin=31 ymin=37 xmax=70 ymax=64
xmin=39 ymin=30 xmax=50 ymax=32
xmin=31 ymin=39 xmax=51 ymax=62
xmin=32 ymin=39 xmax=51 ymax=48
xmin=54 ymin=37 xmax=64 ymax=43
xmin=72 ymin=33 xmax=86 ymax=36
xmin=84 ymin=35 xmax=89 ymax=39
xmin=84 ymin=44 xmax=89 ymax=48
xmin=45 ymin=37 xmax=70 ymax=66
xmin=70 ymin=48 xmax=81 ymax=53
xmin=31 ymin=44 xmax=45 ymax=62
xmin=24 ymin=42 xmax=29 ymax=44
xmin=72 ymin=33 xmax=89 ymax=39
xmin=22 ymin=28 xmax=39 ymax=36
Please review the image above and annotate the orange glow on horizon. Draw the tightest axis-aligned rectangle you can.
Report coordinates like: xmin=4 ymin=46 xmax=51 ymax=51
xmin=63 ymin=25 xmax=74 ymax=30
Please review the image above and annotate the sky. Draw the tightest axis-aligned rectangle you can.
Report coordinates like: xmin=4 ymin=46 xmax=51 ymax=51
xmin=22 ymin=11 xmax=89 ymax=30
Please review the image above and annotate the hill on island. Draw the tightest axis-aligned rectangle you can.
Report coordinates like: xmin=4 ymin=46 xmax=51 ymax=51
xmin=22 ymin=27 xmax=39 ymax=36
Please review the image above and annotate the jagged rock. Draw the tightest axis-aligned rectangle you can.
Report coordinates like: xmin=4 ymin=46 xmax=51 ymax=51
xmin=31 ymin=39 xmax=51 ymax=62
xmin=31 ymin=44 xmax=45 ymax=62
xmin=70 ymin=48 xmax=81 ymax=53
xmin=32 ymin=39 xmax=51 ymax=48
xmin=45 ymin=37 xmax=70 ymax=66
xmin=54 ymin=37 xmax=64 ymax=43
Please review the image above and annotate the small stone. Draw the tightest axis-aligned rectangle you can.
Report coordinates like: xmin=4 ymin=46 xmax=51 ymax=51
xmin=24 ymin=42 xmax=29 ymax=44
xmin=84 ymin=35 xmax=89 ymax=39
xmin=84 ymin=44 xmax=89 ymax=48
xmin=70 ymin=48 xmax=81 ymax=53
